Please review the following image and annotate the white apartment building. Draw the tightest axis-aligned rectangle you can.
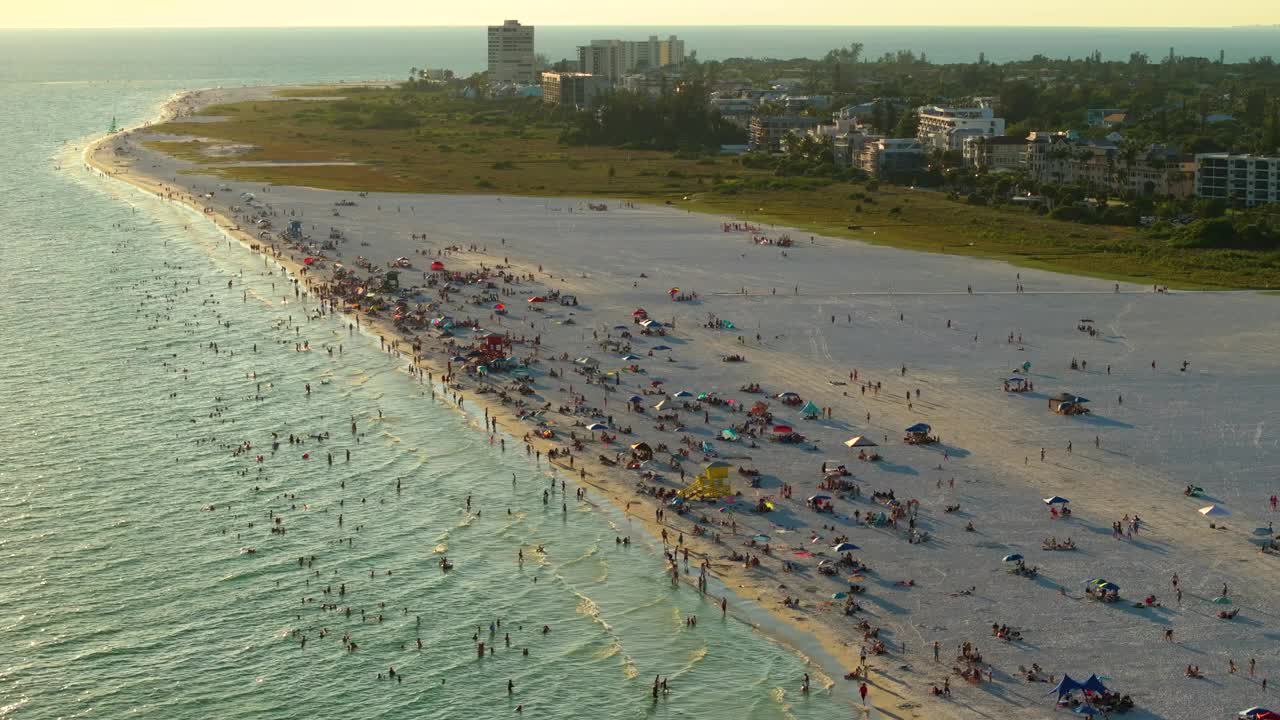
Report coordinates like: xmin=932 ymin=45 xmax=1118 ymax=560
xmin=487 ymin=20 xmax=536 ymax=84
xmin=962 ymin=135 xmax=1027 ymax=172
xmin=916 ymin=105 xmax=1006 ymax=151
xmin=577 ymin=36 xmax=685 ymax=83
xmin=1195 ymin=154 xmax=1280 ymax=207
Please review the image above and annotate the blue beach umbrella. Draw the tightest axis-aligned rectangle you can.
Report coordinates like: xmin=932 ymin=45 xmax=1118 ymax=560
xmin=832 ymin=542 xmax=859 ymax=552
xmin=653 ymin=345 xmax=672 ymax=351
xmin=1003 ymin=553 xmax=1024 ymax=562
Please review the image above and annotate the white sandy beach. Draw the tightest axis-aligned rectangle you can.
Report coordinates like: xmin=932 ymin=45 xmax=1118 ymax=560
xmin=88 ymin=86 xmax=1280 ymax=720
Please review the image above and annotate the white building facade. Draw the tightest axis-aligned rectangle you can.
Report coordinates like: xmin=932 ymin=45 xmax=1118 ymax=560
xmin=577 ymin=36 xmax=685 ymax=83
xmin=1195 ymin=154 xmax=1280 ymax=207
xmin=487 ymin=20 xmax=536 ymax=84
xmin=916 ymin=105 xmax=1006 ymax=151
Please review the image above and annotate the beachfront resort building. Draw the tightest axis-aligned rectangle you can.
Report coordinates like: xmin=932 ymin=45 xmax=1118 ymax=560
xmin=858 ymin=137 xmax=926 ymax=178
xmin=541 ymin=72 xmax=610 ymax=109
xmin=1023 ymin=132 xmax=1194 ymax=198
xmin=487 ymin=20 xmax=536 ymax=84
xmin=963 ymin=135 xmax=1028 ymax=172
xmin=577 ymin=36 xmax=686 ymax=83
xmin=1195 ymin=154 xmax=1280 ymax=207
xmin=916 ymin=105 xmax=1006 ymax=151
xmin=748 ymin=115 xmax=821 ymax=152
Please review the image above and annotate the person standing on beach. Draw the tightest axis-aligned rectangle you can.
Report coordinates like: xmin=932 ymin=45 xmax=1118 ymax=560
xmin=859 ymin=682 xmax=868 ymax=705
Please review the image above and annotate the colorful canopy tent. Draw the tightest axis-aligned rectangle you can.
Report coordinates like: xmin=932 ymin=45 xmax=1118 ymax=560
xmin=844 ymin=436 xmax=878 ymax=448
xmin=1047 ymin=675 xmax=1084 ymax=699
xmin=801 ymin=401 xmax=821 ymax=418
xmin=1200 ymin=505 xmax=1230 ymax=516
xmin=679 ymin=461 xmax=733 ymax=500
xmin=1044 ymin=496 xmax=1071 ymax=505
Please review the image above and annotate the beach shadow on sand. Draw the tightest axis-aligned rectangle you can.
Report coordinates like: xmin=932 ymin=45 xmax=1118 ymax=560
xmin=874 ymin=462 xmax=919 ymax=476
xmin=1076 ymin=414 xmax=1135 ymax=430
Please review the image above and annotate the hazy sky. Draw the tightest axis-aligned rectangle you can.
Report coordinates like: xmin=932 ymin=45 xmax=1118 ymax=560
xmin=4 ymin=0 xmax=1273 ymax=28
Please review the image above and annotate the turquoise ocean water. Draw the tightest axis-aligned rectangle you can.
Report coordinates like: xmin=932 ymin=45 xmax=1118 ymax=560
xmin=3 ymin=27 xmax=1276 ymax=720
xmin=0 ymin=34 xmax=850 ymax=720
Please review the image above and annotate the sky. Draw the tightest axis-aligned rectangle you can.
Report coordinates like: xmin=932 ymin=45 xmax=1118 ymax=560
xmin=2 ymin=0 xmax=1274 ymax=28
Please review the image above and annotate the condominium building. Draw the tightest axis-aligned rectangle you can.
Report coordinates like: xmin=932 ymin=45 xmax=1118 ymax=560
xmin=858 ymin=138 xmax=926 ymax=178
xmin=963 ymin=135 xmax=1028 ymax=172
xmin=577 ymin=36 xmax=685 ymax=83
xmin=1024 ymin=132 xmax=1194 ymax=198
xmin=916 ymin=105 xmax=1005 ymax=151
xmin=540 ymin=72 xmax=610 ymax=108
xmin=748 ymin=115 xmax=821 ymax=152
xmin=487 ymin=20 xmax=536 ymax=84
xmin=1195 ymin=154 xmax=1280 ymax=207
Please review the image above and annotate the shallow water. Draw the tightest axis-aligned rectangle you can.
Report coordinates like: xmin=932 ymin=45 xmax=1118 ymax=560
xmin=0 ymin=54 xmax=838 ymax=720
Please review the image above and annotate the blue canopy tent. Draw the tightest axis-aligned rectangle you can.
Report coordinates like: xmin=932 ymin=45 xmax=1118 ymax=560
xmin=1080 ymin=674 xmax=1108 ymax=694
xmin=801 ymin=400 xmax=821 ymax=418
xmin=905 ymin=423 xmax=932 ymax=434
xmin=1048 ymin=674 xmax=1084 ymax=699
xmin=1044 ymin=495 xmax=1071 ymax=505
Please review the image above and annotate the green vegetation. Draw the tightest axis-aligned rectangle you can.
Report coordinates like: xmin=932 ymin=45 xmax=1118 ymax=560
xmin=143 ymin=85 xmax=1280 ymax=289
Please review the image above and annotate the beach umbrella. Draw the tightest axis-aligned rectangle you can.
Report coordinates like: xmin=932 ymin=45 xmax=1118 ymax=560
xmin=653 ymin=400 xmax=668 ymax=411
xmin=752 ymin=534 xmax=770 ymax=543
xmin=650 ymin=380 xmax=664 ymax=386
xmin=1212 ymin=596 xmax=1233 ymax=605
xmin=697 ymin=392 xmax=712 ymax=400
xmin=621 ymin=354 xmax=642 ymax=361
xmin=450 ymin=355 xmax=467 ymax=362
xmin=832 ymin=542 xmax=859 ymax=552
xmin=586 ymin=423 xmax=609 ymax=431
xmin=1072 ymin=704 xmax=1100 ymax=715
xmin=905 ymin=423 xmax=931 ymax=434
xmin=627 ymin=395 xmax=644 ymax=403
xmin=1199 ymin=505 xmax=1230 ymax=517
xmin=844 ymin=436 xmax=877 ymax=448
xmin=652 ymin=345 xmax=672 ymax=351
xmin=772 ymin=424 xmax=794 ymax=434
xmin=614 ymin=325 xmax=629 ymax=330
xmin=832 ymin=592 xmax=848 ymax=600
xmin=673 ymin=390 xmax=694 ymax=398
xmin=1043 ymin=496 xmax=1071 ymax=505
xmin=1002 ymin=553 xmax=1024 ymax=562
xmin=528 ymin=296 xmax=546 ymax=303
xmin=1239 ymin=708 xmax=1275 ymax=719
xmin=633 ymin=308 xmax=647 ymax=316
xmin=807 ymin=495 xmax=831 ymax=502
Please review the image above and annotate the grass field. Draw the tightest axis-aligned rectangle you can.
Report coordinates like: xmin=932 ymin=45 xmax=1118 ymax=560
xmin=143 ymin=87 xmax=1280 ymax=290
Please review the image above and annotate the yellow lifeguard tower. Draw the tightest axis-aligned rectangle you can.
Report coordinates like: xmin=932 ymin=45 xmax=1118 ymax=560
xmin=679 ymin=460 xmax=733 ymax=500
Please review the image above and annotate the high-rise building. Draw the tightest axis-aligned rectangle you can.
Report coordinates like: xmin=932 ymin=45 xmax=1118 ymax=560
xmin=1195 ymin=154 xmax=1280 ymax=207
xmin=576 ymin=36 xmax=685 ymax=83
xmin=487 ymin=20 xmax=535 ymax=84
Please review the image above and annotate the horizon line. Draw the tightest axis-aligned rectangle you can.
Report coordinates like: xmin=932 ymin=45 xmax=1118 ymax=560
xmin=3 ymin=23 xmax=1277 ymax=31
